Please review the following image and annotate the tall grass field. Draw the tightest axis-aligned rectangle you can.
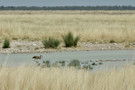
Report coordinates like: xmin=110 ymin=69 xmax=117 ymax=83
xmin=0 ymin=66 xmax=135 ymax=90
xmin=0 ymin=10 xmax=135 ymax=43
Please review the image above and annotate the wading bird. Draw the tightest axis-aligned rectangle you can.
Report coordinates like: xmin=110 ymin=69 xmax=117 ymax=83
xmin=32 ymin=55 xmax=43 ymax=61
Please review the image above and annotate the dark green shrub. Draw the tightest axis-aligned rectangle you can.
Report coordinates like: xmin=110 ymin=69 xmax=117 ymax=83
xmin=42 ymin=37 xmax=60 ymax=48
xmin=68 ymin=59 xmax=80 ymax=67
xmin=3 ymin=38 xmax=10 ymax=48
xmin=62 ymin=32 xmax=80 ymax=47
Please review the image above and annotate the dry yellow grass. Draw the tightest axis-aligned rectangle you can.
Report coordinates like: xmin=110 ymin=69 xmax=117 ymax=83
xmin=0 ymin=66 xmax=135 ymax=90
xmin=0 ymin=10 xmax=135 ymax=43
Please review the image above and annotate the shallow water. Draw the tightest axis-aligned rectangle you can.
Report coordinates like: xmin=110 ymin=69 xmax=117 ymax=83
xmin=0 ymin=50 xmax=135 ymax=67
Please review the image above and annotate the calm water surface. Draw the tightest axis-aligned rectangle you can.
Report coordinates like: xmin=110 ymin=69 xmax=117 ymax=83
xmin=0 ymin=50 xmax=135 ymax=67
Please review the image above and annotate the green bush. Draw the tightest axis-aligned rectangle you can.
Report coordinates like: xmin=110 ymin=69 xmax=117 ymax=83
xmin=3 ymin=38 xmax=10 ymax=48
xmin=68 ymin=59 xmax=80 ymax=67
xmin=62 ymin=32 xmax=80 ymax=47
xmin=42 ymin=37 xmax=60 ymax=48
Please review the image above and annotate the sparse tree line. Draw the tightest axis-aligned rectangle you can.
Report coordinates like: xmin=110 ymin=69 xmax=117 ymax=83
xmin=0 ymin=6 xmax=135 ymax=10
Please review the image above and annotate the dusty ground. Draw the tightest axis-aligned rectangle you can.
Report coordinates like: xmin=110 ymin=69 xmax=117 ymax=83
xmin=0 ymin=40 xmax=135 ymax=54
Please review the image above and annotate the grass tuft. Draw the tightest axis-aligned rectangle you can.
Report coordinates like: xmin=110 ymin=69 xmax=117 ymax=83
xmin=62 ymin=32 xmax=80 ymax=47
xmin=42 ymin=37 xmax=60 ymax=48
xmin=3 ymin=38 xmax=10 ymax=48
xmin=0 ymin=66 xmax=135 ymax=90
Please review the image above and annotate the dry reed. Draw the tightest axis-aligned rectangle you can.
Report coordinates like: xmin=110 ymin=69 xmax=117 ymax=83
xmin=0 ymin=10 xmax=135 ymax=43
xmin=0 ymin=66 xmax=135 ymax=90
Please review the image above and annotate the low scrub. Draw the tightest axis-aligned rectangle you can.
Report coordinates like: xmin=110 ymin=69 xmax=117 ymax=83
xmin=62 ymin=32 xmax=80 ymax=47
xmin=3 ymin=38 xmax=10 ymax=48
xmin=42 ymin=37 xmax=60 ymax=48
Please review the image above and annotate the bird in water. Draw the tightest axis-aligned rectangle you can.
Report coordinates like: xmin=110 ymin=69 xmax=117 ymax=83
xmin=32 ymin=55 xmax=43 ymax=61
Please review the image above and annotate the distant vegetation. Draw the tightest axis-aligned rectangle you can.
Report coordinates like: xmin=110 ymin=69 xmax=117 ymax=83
xmin=3 ymin=38 xmax=10 ymax=48
xmin=62 ymin=32 xmax=80 ymax=47
xmin=42 ymin=37 xmax=60 ymax=48
xmin=0 ymin=6 xmax=135 ymax=10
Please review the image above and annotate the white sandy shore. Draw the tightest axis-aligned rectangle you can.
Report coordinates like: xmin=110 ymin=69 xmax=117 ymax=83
xmin=0 ymin=40 xmax=135 ymax=54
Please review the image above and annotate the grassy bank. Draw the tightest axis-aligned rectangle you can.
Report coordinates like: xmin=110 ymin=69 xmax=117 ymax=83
xmin=0 ymin=66 xmax=135 ymax=90
xmin=0 ymin=10 xmax=135 ymax=43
